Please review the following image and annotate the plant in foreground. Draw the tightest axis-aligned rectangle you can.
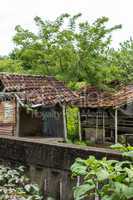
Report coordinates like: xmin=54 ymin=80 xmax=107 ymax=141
xmin=0 ymin=165 xmax=42 ymax=200
xmin=71 ymin=154 xmax=133 ymax=200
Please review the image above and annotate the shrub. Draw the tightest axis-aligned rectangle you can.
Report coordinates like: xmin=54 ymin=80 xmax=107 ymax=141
xmin=71 ymin=145 xmax=133 ymax=200
xmin=66 ymin=106 xmax=79 ymax=142
xmin=0 ymin=165 xmax=42 ymax=200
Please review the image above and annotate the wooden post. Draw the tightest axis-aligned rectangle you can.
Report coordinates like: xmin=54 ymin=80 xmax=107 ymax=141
xmin=103 ymin=111 xmax=105 ymax=143
xmin=44 ymin=178 xmax=47 ymax=193
xmin=115 ymin=108 xmax=118 ymax=144
xmin=16 ymin=99 xmax=20 ymax=137
xmin=76 ymin=176 xmax=80 ymax=187
xmin=62 ymin=105 xmax=67 ymax=142
xmin=59 ymin=179 xmax=63 ymax=200
xmin=96 ymin=112 xmax=98 ymax=142
xmin=95 ymin=182 xmax=100 ymax=200
xmin=78 ymin=110 xmax=82 ymax=141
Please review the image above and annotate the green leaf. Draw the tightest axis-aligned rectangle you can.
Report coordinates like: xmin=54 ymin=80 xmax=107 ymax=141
xmin=124 ymin=187 xmax=133 ymax=199
xmin=101 ymin=195 xmax=113 ymax=200
xmin=74 ymin=183 xmax=95 ymax=200
xmin=71 ymin=159 xmax=87 ymax=176
xmin=123 ymin=151 xmax=133 ymax=158
xmin=96 ymin=169 xmax=109 ymax=181
xmin=111 ymin=143 xmax=127 ymax=152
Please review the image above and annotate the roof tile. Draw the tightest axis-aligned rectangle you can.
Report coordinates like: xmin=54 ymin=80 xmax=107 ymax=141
xmin=77 ymin=85 xmax=133 ymax=108
xmin=0 ymin=74 xmax=77 ymax=107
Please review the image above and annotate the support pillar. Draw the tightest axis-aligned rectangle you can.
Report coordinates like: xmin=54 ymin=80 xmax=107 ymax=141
xmin=78 ymin=110 xmax=82 ymax=141
xmin=103 ymin=111 xmax=105 ymax=143
xmin=62 ymin=105 xmax=67 ymax=142
xmin=16 ymin=99 xmax=20 ymax=137
xmin=96 ymin=112 xmax=98 ymax=141
xmin=115 ymin=108 xmax=118 ymax=144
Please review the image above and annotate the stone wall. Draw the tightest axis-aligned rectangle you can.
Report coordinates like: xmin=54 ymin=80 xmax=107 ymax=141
xmin=0 ymin=137 xmax=122 ymax=200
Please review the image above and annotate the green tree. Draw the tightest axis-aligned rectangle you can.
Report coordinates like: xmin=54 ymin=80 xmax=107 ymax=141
xmin=0 ymin=58 xmax=23 ymax=73
xmin=109 ymin=38 xmax=133 ymax=84
xmin=10 ymin=14 xmax=122 ymax=89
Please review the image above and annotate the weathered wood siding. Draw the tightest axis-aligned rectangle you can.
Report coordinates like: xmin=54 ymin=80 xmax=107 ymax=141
xmin=80 ymin=107 xmax=133 ymax=133
xmin=80 ymin=106 xmax=133 ymax=144
xmin=0 ymin=100 xmax=16 ymax=136
xmin=18 ymin=105 xmax=64 ymax=138
xmin=19 ymin=107 xmax=42 ymax=137
xmin=42 ymin=105 xmax=64 ymax=137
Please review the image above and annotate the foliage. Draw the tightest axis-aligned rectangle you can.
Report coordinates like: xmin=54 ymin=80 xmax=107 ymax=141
xmin=109 ymin=38 xmax=133 ymax=84
xmin=71 ymin=156 xmax=133 ymax=200
xmin=8 ymin=14 xmax=123 ymax=90
xmin=0 ymin=58 xmax=23 ymax=73
xmin=74 ymin=140 xmax=87 ymax=146
xmin=0 ymin=165 xmax=42 ymax=200
xmin=1 ymin=14 xmax=133 ymax=90
xmin=111 ymin=143 xmax=133 ymax=159
xmin=66 ymin=106 xmax=79 ymax=142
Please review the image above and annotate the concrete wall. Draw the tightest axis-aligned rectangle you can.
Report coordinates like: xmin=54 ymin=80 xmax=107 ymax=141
xmin=0 ymin=137 xmax=122 ymax=200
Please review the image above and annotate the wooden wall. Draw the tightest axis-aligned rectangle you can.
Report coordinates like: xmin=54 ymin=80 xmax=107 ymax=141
xmin=19 ymin=107 xmax=42 ymax=137
xmin=80 ymin=106 xmax=133 ymax=143
xmin=0 ymin=100 xmax=64 ymax=138
xmin=42 ymin=105 xmax=64 ymax=138
xmin=0 ymin=100 xmax=16 ymax=136
xmin=19 ymin=105 xmax=64 ymax=138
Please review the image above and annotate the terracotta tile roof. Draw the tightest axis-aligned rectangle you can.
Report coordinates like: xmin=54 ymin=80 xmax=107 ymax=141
xmin=77 ymin=85 xmax=133 ymax=108
xmin=0 ymin=74 xmax=77 ymax=107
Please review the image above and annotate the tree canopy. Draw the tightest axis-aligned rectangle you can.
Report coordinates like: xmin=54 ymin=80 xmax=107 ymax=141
xmin=1 ymin=13 xmax=133 ymax=90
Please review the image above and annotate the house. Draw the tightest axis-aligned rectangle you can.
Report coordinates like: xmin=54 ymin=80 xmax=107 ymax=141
xmin=0 ymin=73 xmax=77 ymax=140
xmin=77 ymin=85 xmax=133 ymax=144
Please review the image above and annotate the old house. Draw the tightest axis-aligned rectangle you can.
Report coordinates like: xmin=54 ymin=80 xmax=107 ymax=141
xmin=0 ymin=73 xmax=76 ymax=140
xmin=77 ymin=85 xmax=133 ymax=144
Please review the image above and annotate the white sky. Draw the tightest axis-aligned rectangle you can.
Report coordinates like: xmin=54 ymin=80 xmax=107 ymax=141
xmin=0 ymin=0 xmax=133 ymax=55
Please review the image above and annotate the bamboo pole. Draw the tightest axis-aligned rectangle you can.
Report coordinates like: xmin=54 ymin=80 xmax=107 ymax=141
xmin=115 ymin=108 xmax=118 ymax=144
xmin=78 ymin=110 xmax=82 ymax=141
xmin=59 ymin=179 xmax=63 ymax=200
xmin=96 ymin=112 xmax=98 ymax=142
xmin=16 ymin=99 xmax=20 ymax=137
xmin=62 ymin=105 xmax=67 ymax=142
xmin=76 ymin=176 xmax=80 ymax=187
xmin=103 ymin=111 xmax=105 ymax=143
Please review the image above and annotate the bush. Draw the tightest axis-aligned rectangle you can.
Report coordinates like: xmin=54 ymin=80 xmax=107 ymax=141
xmin=71 ymin=145 xmax=133 ymax=200
xmin=0 ymin=165 xmax=42 ymax=200
xmin=66 ymin=106 xmax=79 ymax=142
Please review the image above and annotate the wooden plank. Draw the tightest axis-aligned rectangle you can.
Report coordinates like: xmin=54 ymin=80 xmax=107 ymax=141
xmin=62 ymin=105 xmax=67 ymax=142
xmin=96 ymin=112 xmax=98 ymax=141
xmin=103 ymin=112 xmax=105 ymax=143
xmin=115 ymin=109 xmax=118 ymax=144
xmin=16 ymin=100 xmax=20 ymax=137
xmin=78 ymin=111 xmax=82 ymax=141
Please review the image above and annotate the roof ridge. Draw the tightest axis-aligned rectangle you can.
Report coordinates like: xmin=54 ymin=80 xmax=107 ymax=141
xmin=0 ymin=72 xmax=56 ymax=78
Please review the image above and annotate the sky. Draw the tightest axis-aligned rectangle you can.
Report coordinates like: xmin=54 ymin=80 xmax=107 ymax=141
xmin=0 ymin=0 xmax=133 ymax=55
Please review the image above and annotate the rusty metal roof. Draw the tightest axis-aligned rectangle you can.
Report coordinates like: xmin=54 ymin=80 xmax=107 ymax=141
xmin=77 ymin=85 xmax=133 ymax=108
xmin=0 ymin=74 xmax=77 ymax=107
